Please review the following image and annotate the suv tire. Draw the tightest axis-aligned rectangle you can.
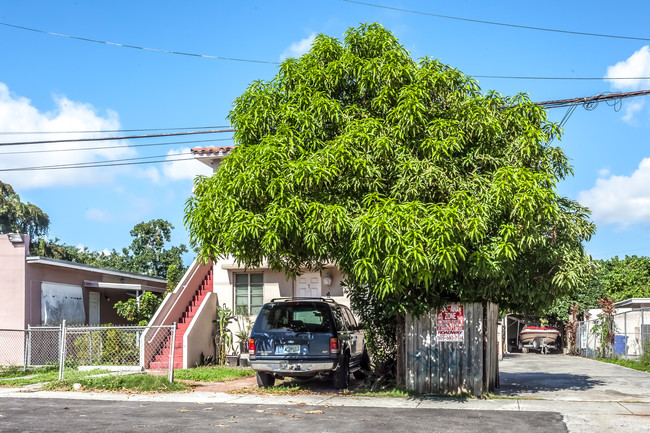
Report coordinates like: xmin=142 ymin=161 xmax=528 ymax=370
xmin=353 ymin=350 xmax=371 ymax=380
xmin=333 ymin=353 xmax=350 ymax=389
xmin=256 ymin=372 xmax=275 ymax=388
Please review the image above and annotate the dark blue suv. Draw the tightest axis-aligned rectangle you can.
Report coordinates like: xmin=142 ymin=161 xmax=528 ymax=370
xmin=248 ymin=298 xmax=368 ymax=389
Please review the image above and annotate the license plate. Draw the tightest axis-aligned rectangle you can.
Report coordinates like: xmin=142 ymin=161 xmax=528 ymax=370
xmin=276 ymin=344 xmax=300 ymax=354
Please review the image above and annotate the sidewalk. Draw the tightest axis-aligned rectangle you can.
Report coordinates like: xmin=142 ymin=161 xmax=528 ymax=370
xmin=0 ymin=384 xmax=648 ymax=432
xmin=2 ymin=354 xmax=650 ymax=432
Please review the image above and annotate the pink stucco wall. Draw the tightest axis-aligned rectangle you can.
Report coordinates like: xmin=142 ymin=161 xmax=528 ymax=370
xmin=26 ymin=263 xmax=166 ymax=326
xmin=1 ymin=234 xmax=167 ymax=328
xmin=0 ymin=234 xmax=29 ymax=329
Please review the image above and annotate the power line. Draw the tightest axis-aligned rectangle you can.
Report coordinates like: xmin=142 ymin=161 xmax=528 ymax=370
xmin=474 ymin=75 xmax=650 ymax=81
xmin=344 ymin=0 xmax=650 ymax=42
xmin=534 ymin=90 xmax=650 ymax=109
xmin=0 ymin=22 xmax=280 ymax=65
xmin=0 ymin=125 xmax=229 ymax=135
xmin=0 ymin=128 xmax=234 ymax=147
xmin=0 ymin=153 xmax=194 ymax=172
xmin=0 ymin=137 xmax=233 ymax=155
xmin=2 ymin=90 xmax=649 ymax=172
xmin=4 ymin=157 xmax=198 ymax=172
xmin=3 ymin=20 xmax=650 ymax=82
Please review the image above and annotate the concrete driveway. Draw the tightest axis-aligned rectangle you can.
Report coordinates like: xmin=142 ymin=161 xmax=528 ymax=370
xmin=497 ymin=353 xmax=650 ymax=402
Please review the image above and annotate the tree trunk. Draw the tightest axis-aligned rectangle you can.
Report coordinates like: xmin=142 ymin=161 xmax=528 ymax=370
xmin=395 ymin=314 xmax=405 ymax=387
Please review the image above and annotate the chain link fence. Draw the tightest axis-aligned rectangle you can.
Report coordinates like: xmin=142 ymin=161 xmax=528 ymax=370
xmin=0 ymin=323 xmax=177 ymax=381
xmin=0 ymin=329 xmax=28 ymax=367
xmin=577 ymin=307 xmax=650 ymax=359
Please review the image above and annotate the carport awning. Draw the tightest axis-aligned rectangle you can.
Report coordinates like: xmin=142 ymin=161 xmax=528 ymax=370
xmin=83 ymin=281 xmax=165 ymax=293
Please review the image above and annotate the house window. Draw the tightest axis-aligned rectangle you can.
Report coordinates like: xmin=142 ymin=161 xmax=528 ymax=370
xmin=234 ymin=273 xmax=263 ymax=315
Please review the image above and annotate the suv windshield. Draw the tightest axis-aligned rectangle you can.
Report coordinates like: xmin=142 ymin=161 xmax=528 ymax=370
xmin=255 ymin=303 xmax=332 ymax=333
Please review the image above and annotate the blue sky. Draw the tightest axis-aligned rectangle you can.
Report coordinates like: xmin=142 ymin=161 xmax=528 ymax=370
xmin=2 ymin=0 xmax=650 ymax=264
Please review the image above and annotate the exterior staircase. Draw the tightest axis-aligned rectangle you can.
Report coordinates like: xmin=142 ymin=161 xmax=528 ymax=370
xmin=148 ymin=269 xmax=213 ymax=369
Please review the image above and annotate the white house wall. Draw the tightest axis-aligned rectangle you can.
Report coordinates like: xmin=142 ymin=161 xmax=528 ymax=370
xmin=212 ymin=260 xmax=351 ymax=347
xmin=184 ymin=292 xmax=217 ymax=368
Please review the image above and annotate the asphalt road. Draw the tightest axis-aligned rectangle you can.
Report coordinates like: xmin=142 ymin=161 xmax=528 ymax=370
xmin=0 ymin=398 xmax=567 ymax=433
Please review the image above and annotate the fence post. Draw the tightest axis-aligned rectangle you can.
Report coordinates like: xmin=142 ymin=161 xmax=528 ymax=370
xmin=623 ymin=311 xmax=627 ymax=358
xmin=168 ymin=324 xmax=176 ymax=383
xmin=26 ymin=325 xmax=32 ymax=369
xmin=58 ymin=320 xmax=66 ymax=380
xmin=89 ymin=330 xmax=93 ymax=365
xmin=641 ymin=308 xmax=646 ymax=356
xmin=23 ymin=328 xmax=30 ymax=371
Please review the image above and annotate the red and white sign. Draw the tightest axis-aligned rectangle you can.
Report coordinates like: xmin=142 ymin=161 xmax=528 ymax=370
xmin=436 ymin=304 xmax=465 ymax=342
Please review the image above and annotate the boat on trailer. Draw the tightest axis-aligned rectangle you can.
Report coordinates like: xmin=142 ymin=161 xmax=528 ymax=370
xmin=519 ymin=326 xmax=561 ymax=354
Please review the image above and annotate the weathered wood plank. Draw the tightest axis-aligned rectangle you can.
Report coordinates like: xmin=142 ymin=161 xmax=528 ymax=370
xmin=404 ymin=302 xmax=497 ymax=397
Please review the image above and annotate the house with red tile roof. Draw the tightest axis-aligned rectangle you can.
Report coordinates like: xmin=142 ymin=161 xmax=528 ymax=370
xmin=148 ymin=145 xmax=349 ymax=369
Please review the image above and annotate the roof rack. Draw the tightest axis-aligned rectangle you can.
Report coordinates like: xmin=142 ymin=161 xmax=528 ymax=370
xmin=269 ymin=297 xmax=337 ymax=303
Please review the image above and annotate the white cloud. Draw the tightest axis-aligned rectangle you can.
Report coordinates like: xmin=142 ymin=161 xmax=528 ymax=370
xmin=605 ymin=45 xmax=650 ymax=91
xmin=622 ymin=99 xmax=645 ymax=124
xmin=281 ymin=33 xmax=316 ymax=60
xmin=598 ymin=168 xmax=611 ymax=178
xmin=579 ymin=158 xmax=650 ymax=227
xmin=0 ymin=82 xmax=135 ymax=189
xmin=161 ymin=147 xmax=213 ymax=181
xmin=85 ymin=208 xmax=114 ymax=223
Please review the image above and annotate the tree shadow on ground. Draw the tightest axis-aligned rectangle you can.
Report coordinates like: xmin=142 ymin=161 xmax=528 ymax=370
xmin=497 ymin=372 xmax=604 ymax=395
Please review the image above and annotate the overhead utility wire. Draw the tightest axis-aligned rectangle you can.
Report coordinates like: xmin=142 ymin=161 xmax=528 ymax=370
xmin=0 ymin=156 xmax=197 ymax=172
xmin=0 ymin=137 xmax=233 ymax=155
xmin=4 ymin=90 xmax=650 ymax=172
xmin=344 ymin=0 xmax=650 ymax=42
xmin=0 ymin=125 xmax=229 ymax=135
xmin=0 ymin=153 xmax=194 ymax=172
xmin=0 ymin=128 xmax=234 ymax=147
xmin=533 ymin=89 xmax=650 ymax=109
xmin=473 ymin=75 xmax=650 ymax=81
xmin=0 ymin=22 xmax=280 ymax=65
xmin=3 ymin=20 xmax=650 ymax=82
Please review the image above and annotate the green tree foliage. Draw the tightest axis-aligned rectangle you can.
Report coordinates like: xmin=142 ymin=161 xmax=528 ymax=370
xmin=186 ymin=23 xmax=594 ymax=310
xmin=185 ymin=24 xmax=595 ymax=365
xmin=35 ymin=219 xmax=187 ymax=288
xmin=598 ymin=255 xmax=650 ymax=301
xmin=113 ymin=292 xmax=163 ymax=326
xmin=0 ymin=181 xmax=49 ymax=239
xmin=544 ymin=255 xmax=650 ymax=322
xmin=126 ymin=219 xmax=188 ymax=281
xmin=543 ymin=270 xmax=605 ymax=322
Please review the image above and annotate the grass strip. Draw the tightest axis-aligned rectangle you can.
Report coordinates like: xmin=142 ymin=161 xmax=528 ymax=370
xmin=596 ymin=357 xmax=650 ymax=373
xmin=43 ymin=373 xmax=187 ymax=393
xmin=0 ymin=365 xmax=58 ymax=380
xmin=0 ymin=368 xmax=110 ymax=387
xmin=174 ymin=366 xmax=255 ymax=382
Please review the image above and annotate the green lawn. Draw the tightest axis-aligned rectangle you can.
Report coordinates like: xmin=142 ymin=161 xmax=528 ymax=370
xmin=1 ymin=364 xmax=254 ymax=393
xmin=596 ymin=357 xmax=650 ymax=373
xmin=43 ymin=373 xmax=187 ymax=393
xmin=174 ymin=365 xmax=255 ymax=382
xmin=0 ymin=366 xmax=110 ymax=387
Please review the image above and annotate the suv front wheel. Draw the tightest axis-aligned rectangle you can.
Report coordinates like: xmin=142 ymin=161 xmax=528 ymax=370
xmin=256 ymin=372 xmax=275 ymax=388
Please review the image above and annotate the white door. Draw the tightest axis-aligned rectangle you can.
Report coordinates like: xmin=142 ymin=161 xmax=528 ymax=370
xmin=295 ymin=273 xmax=321 ymax=298
xmin=88 ymin=291 xmax=100 ymax=325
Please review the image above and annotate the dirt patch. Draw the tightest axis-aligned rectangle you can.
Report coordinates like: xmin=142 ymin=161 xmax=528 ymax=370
xmin=184 ymin=376 xmax=258 ymax=393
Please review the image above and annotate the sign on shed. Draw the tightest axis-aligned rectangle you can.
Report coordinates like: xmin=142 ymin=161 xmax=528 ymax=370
xmin=436 ymin=304 xmax=465 ymax=342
